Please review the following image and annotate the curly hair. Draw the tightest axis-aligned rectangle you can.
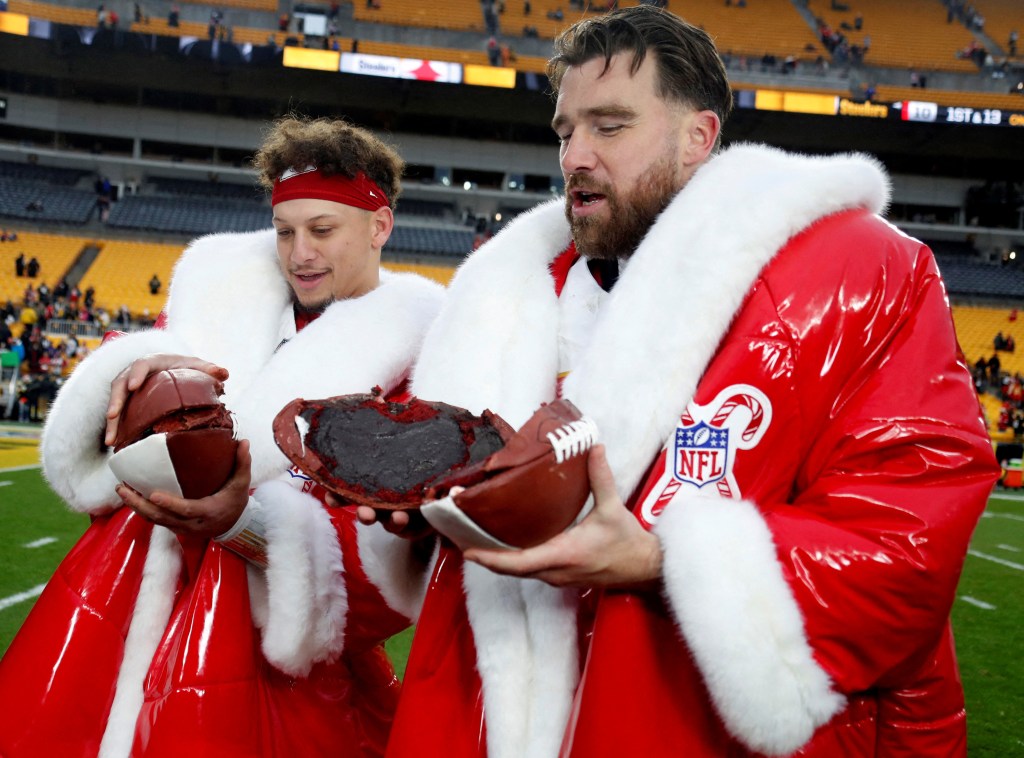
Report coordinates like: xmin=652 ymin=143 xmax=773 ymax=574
xmin=547 ymin=6 xmax=733 ymax=131
xmin=253 ymin=116 xmax=404 ymax=209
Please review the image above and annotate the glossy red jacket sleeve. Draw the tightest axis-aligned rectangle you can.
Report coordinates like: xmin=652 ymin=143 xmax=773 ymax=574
xmin=763 ymin=214 xmax=997 ymax=692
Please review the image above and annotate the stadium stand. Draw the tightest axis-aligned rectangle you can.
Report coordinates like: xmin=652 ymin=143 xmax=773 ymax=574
xmin=662 ymin=0 xmax=823 ymax=63
xmin=382 ymin=260 xmax=456 ymax=286
xmin=0 ymin=232 xmax=90 ymax=305
xmin=969 ymin=0 xmax=1022 ymax=60
xmin=873 ymin=84 xmax=1024 ymax=110
xmin=388 ymin=224 xmax=476 ymax=257
xmin=396 ymin=197 xmax=457 ymax=219
xmin=6 ymin=0 xmax=95 ymax=26
xmin=807 ymin=0 xmax=982 ymax=73
xmin=0 ymin=160 xmax=90 ymax=186
xmin=352 ymin=0 xmax=488 ymax=35
xmin=936 ymin=257 xmax=1024 ymax=299
xmin=951 ymin=304 xmax=1024 ymax=370
xmin=149 ymin=175 xmax=265 ymax=201
xmin=106 ymin=195 xmax=269 ymax=235
xmin=0 ymin=185 xmax=96 ymax=225
xmin=174 ymin=0 xmax=276 ymax=12
xmin=76 ymin=239 xmax=181 ymax=315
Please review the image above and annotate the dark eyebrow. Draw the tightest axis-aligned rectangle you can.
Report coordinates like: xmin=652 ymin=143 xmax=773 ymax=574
xmin=551 ymin=105 xmax=637 ymax=132
xmin=272 ymin=212 xmax=337 ymax=225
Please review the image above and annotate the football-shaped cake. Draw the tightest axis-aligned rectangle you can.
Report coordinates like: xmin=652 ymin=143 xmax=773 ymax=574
xmin=107 ymin=368 xmax=237 ymax=500
xmin=273 ymin=391 xmax=598 ymax=550
xmin=273 ymin=391 xmax=513 ymax=508
xmin=421 ymin=399 xmax=599 ymax=550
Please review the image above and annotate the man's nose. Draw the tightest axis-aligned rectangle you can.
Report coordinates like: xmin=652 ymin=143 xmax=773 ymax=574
xmin=560 ymin=132 xmax=598 ymax=175
xmin=291 ymin=232 xmax=316 ymax=263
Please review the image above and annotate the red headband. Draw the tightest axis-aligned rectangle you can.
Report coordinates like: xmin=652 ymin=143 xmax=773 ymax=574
xmin=271 ymin=165 xmax=389 ymax=211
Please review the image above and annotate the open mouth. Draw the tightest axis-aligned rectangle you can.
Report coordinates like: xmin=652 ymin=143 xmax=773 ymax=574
xmin=573 ymin=190 xmax=606 ymax=208
xmin=293 ymin=271 xmax=327 ymax=288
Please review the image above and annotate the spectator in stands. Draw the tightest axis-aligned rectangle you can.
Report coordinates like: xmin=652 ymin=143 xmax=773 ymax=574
xmin=26 ymin=257 xmax=39 ymax=278
xmin=0 ymin=115 xmax=443 ymax=757
xmin=1009 ymin=30 xmax=1018 ymax=58
xmin=989 ymin=352 xmax=1002 ymax=382
xmin=500 ymin=42 xmax=516 ymax=67
xmin=486 ymin=36 xmax=501 ymax=66
xmin=995 ymin=331 xmax=1007 ymax=350
xmin=53 ymin=278 xmax=69 ymax=300
xmin=148 ymin=273 xmax=161 ymax=295
xmin=168 ymin=3 xmax=179 ymax=27
xmin=382 ymin=7 xmax=998 ymax=757
xmin=14 ymin=252 xmax=25 ymax=277
xmin=523 ymin=0 xmax=531 ymax=15
xmin=84 ymin=285 xmax=95 ymax=310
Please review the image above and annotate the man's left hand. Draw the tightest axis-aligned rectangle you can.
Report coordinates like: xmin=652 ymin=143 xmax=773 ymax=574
xmin=463 ymin=445 xmax=663 ymax=590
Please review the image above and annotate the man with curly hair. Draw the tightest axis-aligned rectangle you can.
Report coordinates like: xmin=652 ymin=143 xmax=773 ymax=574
xmin=0 ymin=117 xmax=443 ymax=757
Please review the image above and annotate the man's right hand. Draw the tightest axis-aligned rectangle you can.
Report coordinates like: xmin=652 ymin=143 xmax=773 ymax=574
xmin=336 ymin=496 xmax=435 ymax=540
xmin=104 ymin=354 xmax=229 ymax=447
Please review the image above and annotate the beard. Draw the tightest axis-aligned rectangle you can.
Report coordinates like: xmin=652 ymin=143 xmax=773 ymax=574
xmin=291 ymin=290 xmax=333 ymax=317
xmin=564 ymin=153 xmax=681 ymax=261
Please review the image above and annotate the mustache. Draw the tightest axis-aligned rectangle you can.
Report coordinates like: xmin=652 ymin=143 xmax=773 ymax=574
xmin=565 ymin=175 xmax=611 ymax=195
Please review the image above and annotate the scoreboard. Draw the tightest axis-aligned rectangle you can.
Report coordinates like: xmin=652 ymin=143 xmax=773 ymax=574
xmin=896 ymin=100 xmax=1024 ymax=128
xmin=734 ymin=89 xmax=1024 ymax=129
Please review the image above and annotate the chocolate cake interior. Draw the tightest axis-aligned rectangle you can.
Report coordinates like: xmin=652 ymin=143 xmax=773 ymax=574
xmin=303 ymin=398 xmax=507 ymax=505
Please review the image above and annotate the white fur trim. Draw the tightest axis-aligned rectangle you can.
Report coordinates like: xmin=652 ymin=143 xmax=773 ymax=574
xmin=40 ymin=329 xmax=192 ymax=514
xmin=356 ymin=524 xmax=435 ymax=622
xmin=98 ymin=526 xmax=181 ymax=758
xmin=412 ymin=199 xmax=569 ymax=428
xmin=656 ymin=495 xmax=845 ymax=755
xmin=252 ymin=479 xmax=347 ymax=677
xmin=462 ymin=564 xmax=579 ymax=758
xmin=163 ymin=229 xmax=289 ymax=394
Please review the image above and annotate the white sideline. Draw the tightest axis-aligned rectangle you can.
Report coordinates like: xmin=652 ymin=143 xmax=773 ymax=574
xmin=0 ymin=584 xmax=46 ymax=612
xmin=23 ymin=537 xmax=57 ymax=549
xmin=968 ymin=549 xmax=1024 ymax=572
xmin=0 ymin=464 xmax=42 ymax=474
xmin=960 ymin=595 xmax=996 ymax=610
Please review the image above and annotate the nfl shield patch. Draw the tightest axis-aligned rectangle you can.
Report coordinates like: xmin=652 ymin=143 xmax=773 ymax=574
xmin=674 ymin=421 xmax=728 ymax=488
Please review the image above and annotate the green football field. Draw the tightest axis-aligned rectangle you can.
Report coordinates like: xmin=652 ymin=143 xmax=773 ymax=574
xmin=1 ymin=463 xmax=1021 ymax=754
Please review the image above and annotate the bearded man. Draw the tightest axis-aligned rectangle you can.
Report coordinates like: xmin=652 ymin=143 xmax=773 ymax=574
xmin=0 ymin=117 xmax=442 ymax=757
xmin=383 ymin=7 xmax=998 ymax=758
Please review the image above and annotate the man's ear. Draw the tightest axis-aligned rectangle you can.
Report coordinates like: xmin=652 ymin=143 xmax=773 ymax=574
xmin=682 ymin=110 xmax=721 ymax=166
xmin=370 ymin=206 xmax=395 ymax=249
